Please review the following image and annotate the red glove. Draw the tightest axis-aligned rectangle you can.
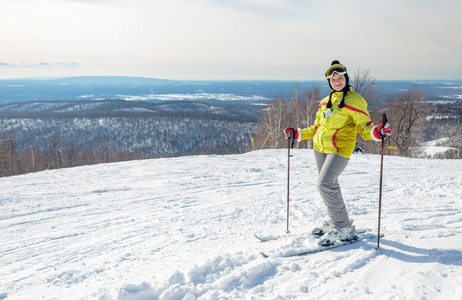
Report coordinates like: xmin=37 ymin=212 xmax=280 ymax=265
xmin=284 ymin=128 xmax=299 ymax=140
xmin=372 ymin=122 xmax=391 ymax=141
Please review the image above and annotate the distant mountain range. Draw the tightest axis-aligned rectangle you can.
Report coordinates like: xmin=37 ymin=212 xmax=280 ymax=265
xmin=0 ymin=76 xmax=461 ymax=106
xmin=0 ymin=99 xmax=260 ymax=120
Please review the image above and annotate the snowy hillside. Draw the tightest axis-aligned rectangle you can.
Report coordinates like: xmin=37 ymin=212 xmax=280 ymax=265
xmin=1 ymin=149 xmax=461 ymax=299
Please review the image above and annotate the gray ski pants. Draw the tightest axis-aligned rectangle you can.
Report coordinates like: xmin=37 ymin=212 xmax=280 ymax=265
xmin=314 ymin=151 xmax=351 ymax=228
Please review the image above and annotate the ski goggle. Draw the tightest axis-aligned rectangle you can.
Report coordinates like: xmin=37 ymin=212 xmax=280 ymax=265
xmin=325 ymin=64 xmax=347 ymax=79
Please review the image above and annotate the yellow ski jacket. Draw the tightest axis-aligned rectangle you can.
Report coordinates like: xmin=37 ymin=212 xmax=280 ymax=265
xmin=298 ymin=87 xmax=375 ymax=158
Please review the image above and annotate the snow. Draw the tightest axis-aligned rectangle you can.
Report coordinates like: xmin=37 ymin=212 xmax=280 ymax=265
xmin=1 ymin=149 xmax=461 ymax=300
xmin=416 ymin=137 xmax=460 ymax=158
xmin=115 ymin=93 xmax=269 ymax=103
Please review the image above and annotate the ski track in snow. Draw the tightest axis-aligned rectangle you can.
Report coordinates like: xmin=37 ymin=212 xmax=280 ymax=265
xmin=1 ymin=149 xmax=461 ymax=299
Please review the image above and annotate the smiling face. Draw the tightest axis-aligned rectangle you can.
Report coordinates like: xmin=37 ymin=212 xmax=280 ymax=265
xmin=329 ymin=73 xmax=347 ymax=91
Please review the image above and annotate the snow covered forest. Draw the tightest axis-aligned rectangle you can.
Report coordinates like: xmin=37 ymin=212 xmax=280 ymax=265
xmin=0 ymin=77 xmax=461 ymax=178
xmin=0 ymin=100 xmax=259 ymax=177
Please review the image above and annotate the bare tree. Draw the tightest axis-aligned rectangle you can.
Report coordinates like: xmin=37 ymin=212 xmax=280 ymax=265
xmin=51 ymin=133 xmax=63 ymax=169
xmin=0 ymin=138 xmax=17 ymax=176
xmin=351 ymin=68 xmax=382 ymax=109
xmin=254 ymin=94 xmax=290 ymax=149
xmin=64 ymin=142 xmax=80 ymax=167
xmin=254 ymin=84 xmax=322 ymax=150
xmin=289 ymin=85 xmax=304 ymax=138
xmin=289 ymin=86 xmax=321 ymax=149
xmin=27 ymin=142 xmax=38 ymax=173
xmin=301 ymin=86 xmax=320 ymax=149
xmin=386 ymin=85 xmax=430 ymax=157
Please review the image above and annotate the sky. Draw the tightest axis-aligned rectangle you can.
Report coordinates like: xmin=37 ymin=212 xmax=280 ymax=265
xmin=0 ymin=0 xmax=461 ymax=80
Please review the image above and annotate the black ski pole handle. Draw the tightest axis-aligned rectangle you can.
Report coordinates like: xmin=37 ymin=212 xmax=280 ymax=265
xmin=382 ymin=113 xmax=388 ymax=124
xmin=380 ymin=113 xmax=388 ymax=139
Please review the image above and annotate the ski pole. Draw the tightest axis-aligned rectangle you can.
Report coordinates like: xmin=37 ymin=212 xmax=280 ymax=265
xmin=377 ymin=113 xmax=387 ymax=248
xmin=286 ymin=134 xmax=295 ymax=234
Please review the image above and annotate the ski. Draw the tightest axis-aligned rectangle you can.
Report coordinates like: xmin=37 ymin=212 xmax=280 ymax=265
xmin=253 ymin=232 xmax=305 ymax=242
xmin=259 ymin=233 xmax=383 ymax=258
xmin=253 ymin=228 xmax=370 ymax=242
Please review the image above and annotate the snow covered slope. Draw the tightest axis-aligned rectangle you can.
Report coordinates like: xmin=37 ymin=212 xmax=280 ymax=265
xmin=1 ymin=149 xmax=461 ymax=299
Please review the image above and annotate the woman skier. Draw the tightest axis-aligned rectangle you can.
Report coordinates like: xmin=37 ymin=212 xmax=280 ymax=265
xmin=284 ymin=60 xmax=391 ymax=246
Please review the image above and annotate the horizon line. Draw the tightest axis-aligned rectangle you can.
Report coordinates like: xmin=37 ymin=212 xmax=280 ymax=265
xmin=0 ymin=75 xmax=461 ymax=82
